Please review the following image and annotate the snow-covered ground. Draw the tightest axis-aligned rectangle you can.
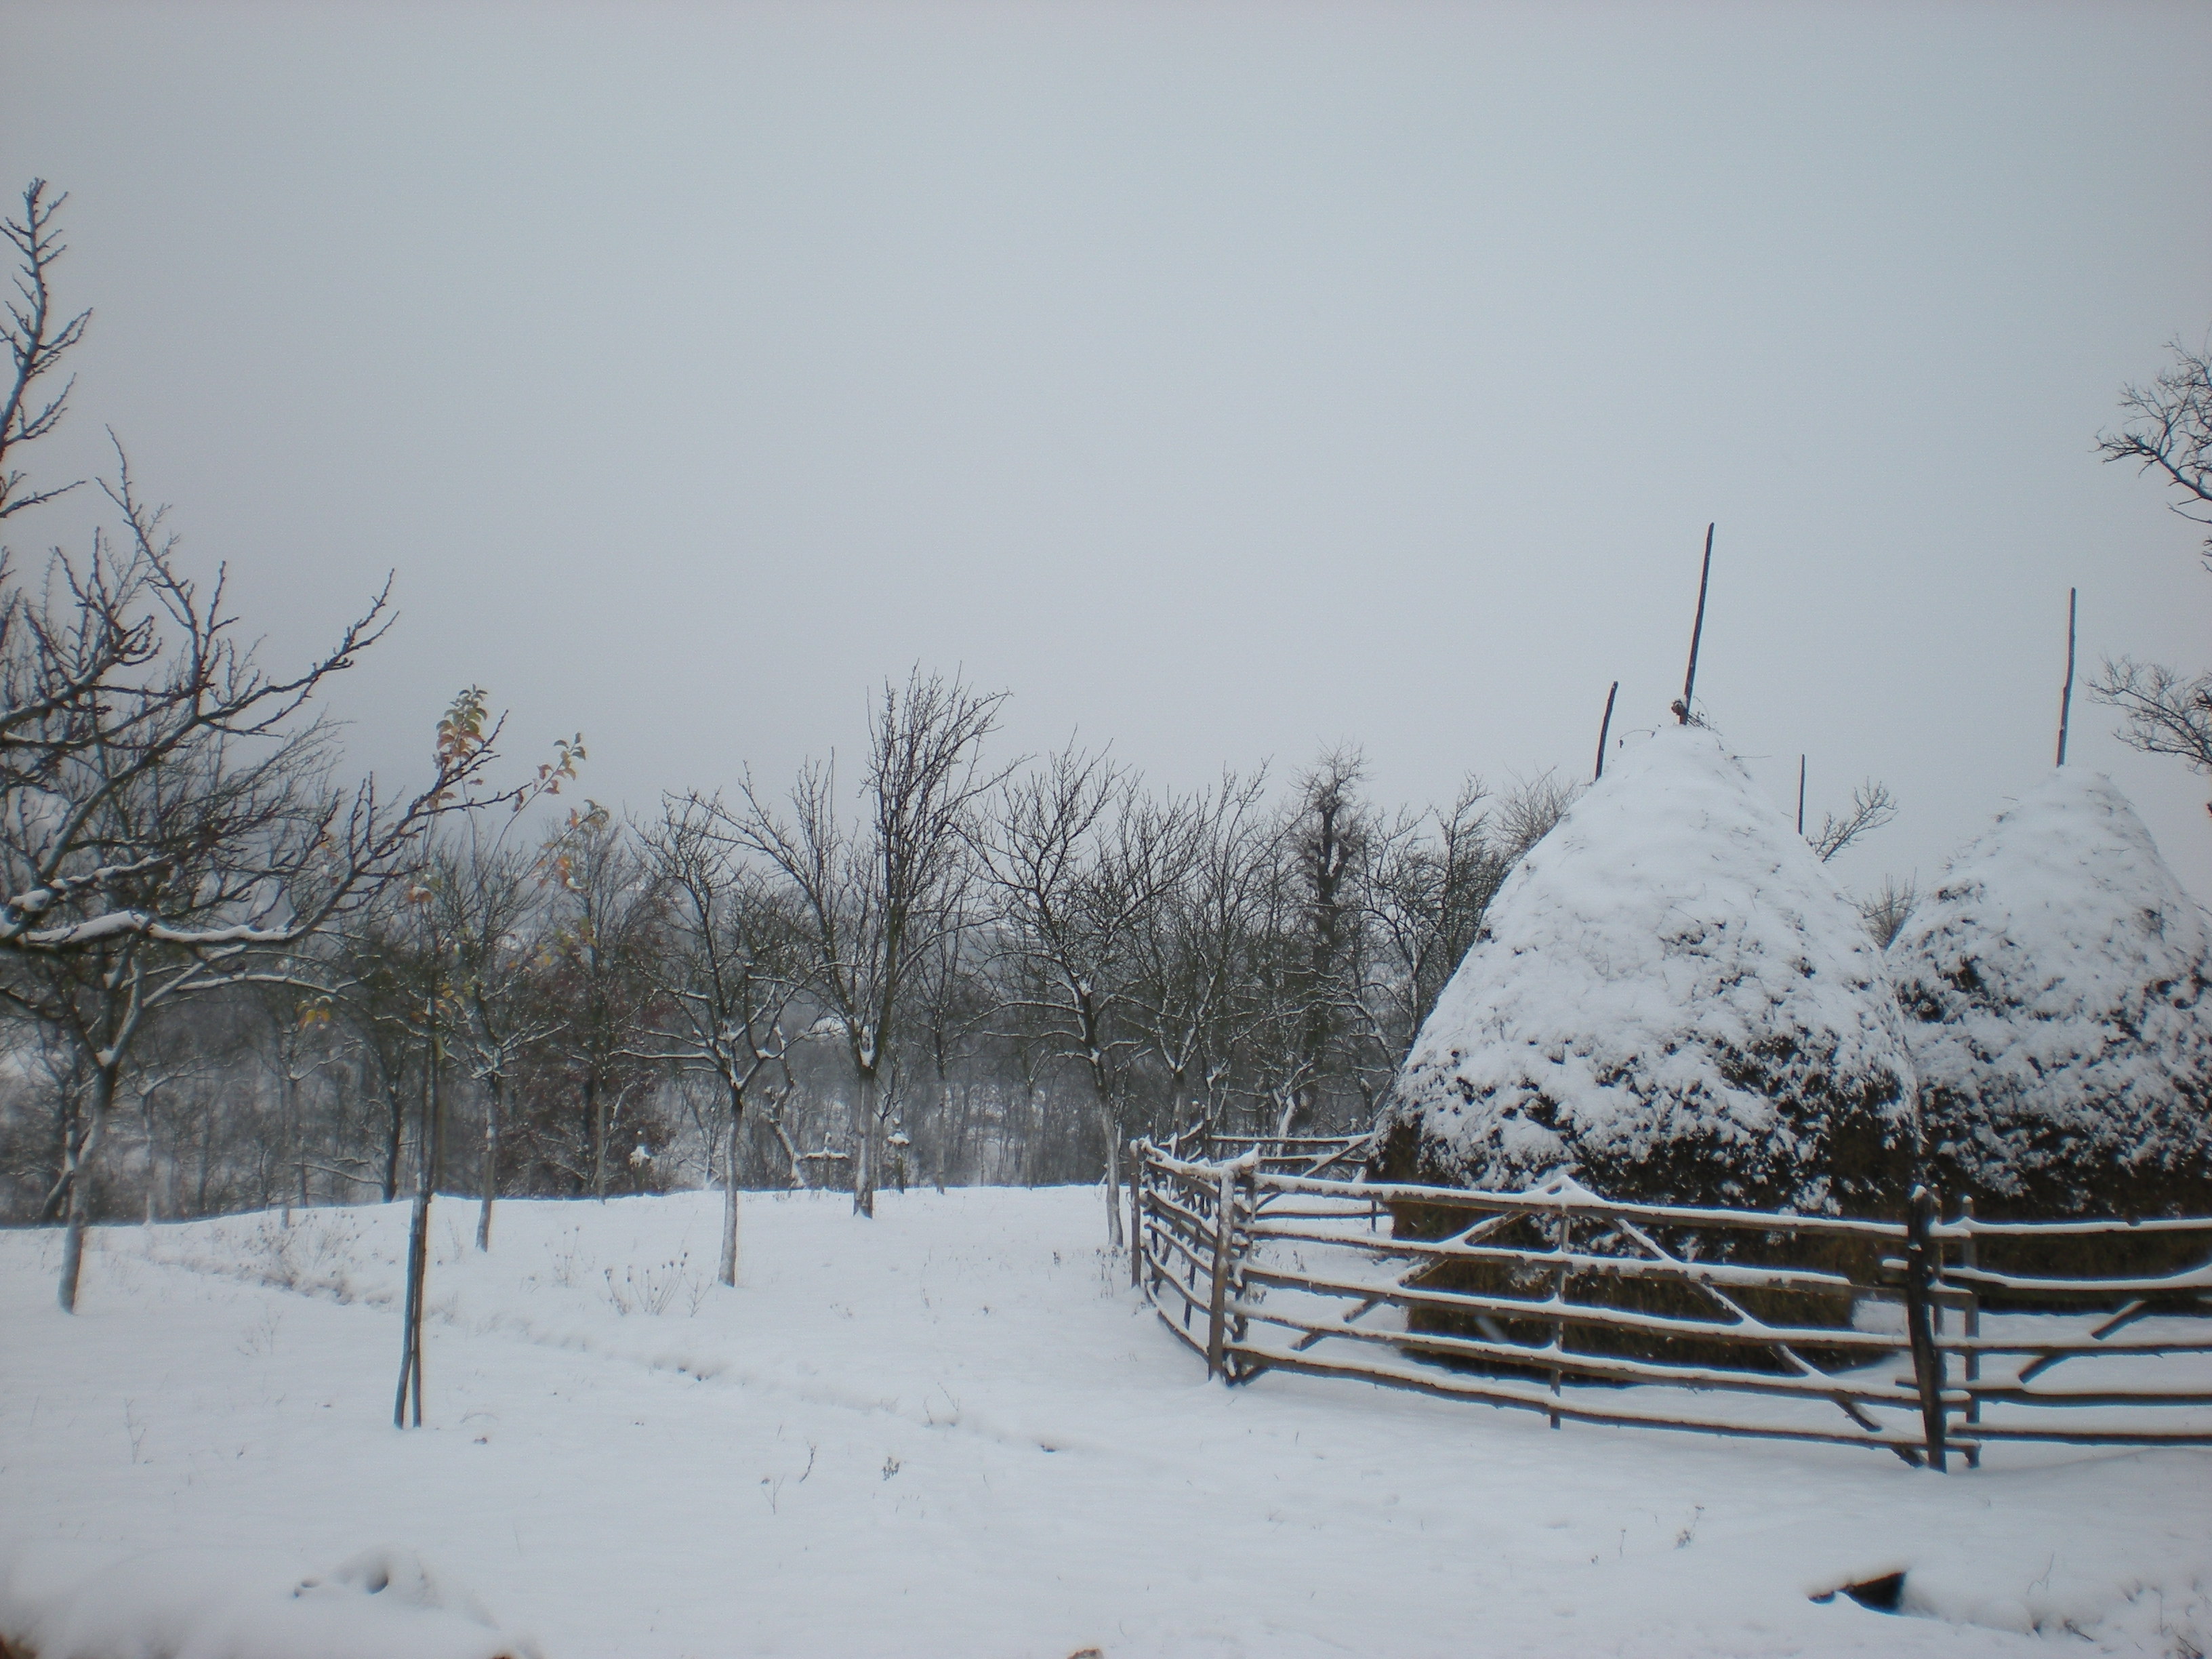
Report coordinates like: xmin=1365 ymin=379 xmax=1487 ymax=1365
xmin=3 ymin=1187 xmax=2208 ymax=1658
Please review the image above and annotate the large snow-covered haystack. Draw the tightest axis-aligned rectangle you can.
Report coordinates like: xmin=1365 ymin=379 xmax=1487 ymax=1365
xmin=1889 ymin=769 xmax=2212 ymax=1223
xmin=1374 ymin=726 xmax=1918 ymax=1218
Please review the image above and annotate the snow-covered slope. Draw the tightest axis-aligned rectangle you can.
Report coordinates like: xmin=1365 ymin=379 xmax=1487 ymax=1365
xmin=0 ymin=1542 xmax=537 ymax=1659
xmin=3 ymin=1191 xmax=2208 ymax=1657
xmin=1890 ymin=769 xmax=2212 ymax=1217
xmin=1377 ymin=726 xmax=1916 ymax=1214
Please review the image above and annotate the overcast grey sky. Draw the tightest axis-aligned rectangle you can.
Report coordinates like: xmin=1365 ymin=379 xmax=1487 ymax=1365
xmin=6 ymin=0 xmax=2209 ymax=899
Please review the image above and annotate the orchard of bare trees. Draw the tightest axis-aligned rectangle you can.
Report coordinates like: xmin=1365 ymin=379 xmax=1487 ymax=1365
xmin=0 ymin=651 xmax=1570 ymax=1239
xmin=0 ymin=176 xmax=1940 ymax=1282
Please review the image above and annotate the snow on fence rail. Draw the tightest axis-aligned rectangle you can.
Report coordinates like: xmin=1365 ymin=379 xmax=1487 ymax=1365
xmin=1128 ymin=1138 xmax=2212 ymax=1470
xmin=1158 ymin=1127 xmax=1372 ymax=1177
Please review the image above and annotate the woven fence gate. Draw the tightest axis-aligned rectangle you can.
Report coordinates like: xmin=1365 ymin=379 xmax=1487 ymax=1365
xmin=1129 ymin=1136 xmax=2212 ymax=1470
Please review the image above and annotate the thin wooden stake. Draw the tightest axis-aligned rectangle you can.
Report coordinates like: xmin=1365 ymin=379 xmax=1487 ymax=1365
xmin=1593 ymin=681 xmax=1620 ymax=781
xmin=394 ymin=1042 xmax=441 ymax=1430
xmin=1797 ymin=755 xmax=1807 ymax=837
xmin=394 ymin=1190 xmax=424 ymax=1428
xmin=1677 ymin=524 xmax=1715 ymax=724
xmin=2055 ymin=588 xmax=2077 ymax=766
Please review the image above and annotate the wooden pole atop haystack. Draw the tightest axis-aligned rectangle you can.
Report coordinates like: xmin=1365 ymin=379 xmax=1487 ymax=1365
xmin=1593 ymin=681 xmax=1620 ymax=781
xmin=1677 ymin=524 xmax=1715 ymax=724
xmin=2055 ymin=587 xmax=2078 ymax=766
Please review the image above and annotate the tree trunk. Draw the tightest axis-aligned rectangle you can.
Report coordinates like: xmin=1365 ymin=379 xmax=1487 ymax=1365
xmin=1101 ymin=1109 xmax=1125 ymax=1249
xmin=852 ymin=1067 xmax=878 ymax=1218
xmin=197 ymin=1097 xmax=213 ymax=1214
xmin=761 ymin=1100 xmax=804 ymax=1190
xmin=58 ymin=1062 xmax=119 ymax=1313
xmin=285 ymin=1069 xmax=304 ymax=1224
xmin=720 ymin=1080 xmax=743 ymax=1286
xmin=1084 ymin=1036 xmax=1125 ymax=1248
xmin=142 ymin=1093 xmax=159 ymax=1225
xmin=588 ymin=1072 xmax=607 ymax=1200
xmin=475 ymin=1073 xmax=500 ymax=1252
xmin=382 ymin=1080 xmax=404 ymax=1203
xmin=44 ymin=1088 xmax=70 ymax=1222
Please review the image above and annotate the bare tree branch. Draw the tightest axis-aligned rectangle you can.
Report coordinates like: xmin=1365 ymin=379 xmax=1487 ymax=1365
xmin=2097 ymin=334 xmax=2212 ymax=565
xmin=1 ymin=180 xmax=92 ymax=521
xmin=2093 ymin=657 xmax=2212 ymax=817
xmin=1806 ymin=779 xmax=1897 ymax=863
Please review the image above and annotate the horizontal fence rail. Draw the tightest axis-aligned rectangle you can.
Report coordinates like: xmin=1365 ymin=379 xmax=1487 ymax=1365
xmin=1130 ymin=1137 xmax=2212 ymax=1470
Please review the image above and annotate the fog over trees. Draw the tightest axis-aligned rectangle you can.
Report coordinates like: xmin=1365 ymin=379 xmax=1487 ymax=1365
xmin=0 ymin=656 xmax=1582 ymax=1234
xmin=0 ymin=182 xmax=1610 ymax=1246
xmin=8 ymin=177 xmax=2201 ymax=1267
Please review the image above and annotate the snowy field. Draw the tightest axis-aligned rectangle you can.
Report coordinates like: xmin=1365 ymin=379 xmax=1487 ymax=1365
xmin=3 ymin=1187 xmax=2209 ymax=1658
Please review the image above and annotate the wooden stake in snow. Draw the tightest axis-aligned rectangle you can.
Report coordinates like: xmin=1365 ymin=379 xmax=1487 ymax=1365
xmin=1797 ymin=756 xmax=1807 ymax=837
xmin=2055 ymin=587 xmax=2077 ymax=767
xmin=395 ymin=1025 xmax=445 ymax=1429
xmin=1675 ymin=525 xmax=1715 ymax=725
xmin=1593 ymin=681 xmax=1620 ymax=781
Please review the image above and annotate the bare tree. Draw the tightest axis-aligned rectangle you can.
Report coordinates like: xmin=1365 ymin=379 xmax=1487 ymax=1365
xmin=1361 ymin=776 xmax=1509 ymax=1062
xmin=432 ymin=827 xmax=558 ymax=1252
xmin=727 ymin=670 xmax=1006 ymax=1217
xmin=1277 ymin=749 xmax=1371 ymax=1136
xmin=1494 ymin=770 xmax=1580 ymax=863
xmin=380 ymin=739 xmax=588 ymax=1431
xmin=329 ymin=895 xmax=434 ymax=1202
xmin=975 ymin=748 xmax=1186 ymax=1246
xmin=2099 ymin=333 xmax=2212 ymax=562
xmin=638 ymin=794 xmax=801 ymax=1282
xmin=2092 ymin=335 xmax=2212 ymax=817
xmin=897 ymin=885 xmax=996 ymax=1189
xmin=1 ymin=701 xmax=327 ymax=1309
xmin=541 ymin=808 xmax=663 ymax=1200
xmin=253 ymin=970 xmax=345 ymax=1221
xmin=1805 ymin=779 xmax=1898 ymax=863
xmin=1858 ymin=876 xmax=1918 ymax=950
xmin=1 ymin=180 xmax=91 ymax=523
xmin=1123 ymin=769 xmax=1273 ymax=1136
xmin=0 ymin=466 xmax=535 ymax=1317
xmin=2093 ymin=659 xmax=2212 ymax=802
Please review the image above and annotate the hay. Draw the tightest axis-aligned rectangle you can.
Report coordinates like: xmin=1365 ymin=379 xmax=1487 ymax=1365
xmin=1889 ymin=768 xmax=2212 ymax=1250
xmin=1370 ymin=726 xmax=1918 ymax=1368
xmin=1376 ymin=726 xmax=1917 ymax=1218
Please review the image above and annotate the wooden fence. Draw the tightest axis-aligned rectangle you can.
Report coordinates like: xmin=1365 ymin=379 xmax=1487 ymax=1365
xmin=1129 ymin=1137 xmax=2212 ymax=1470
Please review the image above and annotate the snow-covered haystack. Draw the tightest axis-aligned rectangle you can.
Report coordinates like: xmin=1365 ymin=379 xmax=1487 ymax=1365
xmin=1889 ymin=769 xmax=2212 ymax=1225
xmin=1374 ymin=726 xmax=1919 ymax=1218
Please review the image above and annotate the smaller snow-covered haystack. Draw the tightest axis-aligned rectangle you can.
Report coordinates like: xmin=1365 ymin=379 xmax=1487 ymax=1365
xmin=1890 ymin=769 xmax=2212 ymax=1225
xmin=1374 ymin=726 xmax=1918 ymax=1218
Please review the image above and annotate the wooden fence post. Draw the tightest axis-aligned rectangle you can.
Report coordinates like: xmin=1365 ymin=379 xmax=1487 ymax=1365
xmin=1957 ymin=1195 xmax=1980 ymax=1469
xmin=1206 ymin=1164 xmax=1237 ymax=1380
xmin=1549 ymin=1205 xmax=1570 ymax=1429
xmin=1904 ymin=1185 xmax=1948 ymax=1472
xmin=1128 ymin=1143 xmax=1145 ymax=1289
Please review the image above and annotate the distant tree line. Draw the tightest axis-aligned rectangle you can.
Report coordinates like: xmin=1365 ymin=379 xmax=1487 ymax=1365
xmin=0 ymin=676 xmax=1579 ymax=1235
